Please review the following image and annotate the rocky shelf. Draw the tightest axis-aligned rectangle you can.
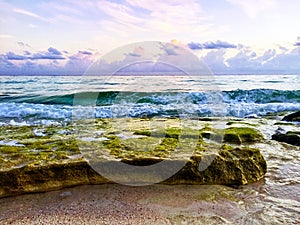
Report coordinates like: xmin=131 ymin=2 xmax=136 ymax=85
xmin=0 ymin=117 xmax=272 ymax=198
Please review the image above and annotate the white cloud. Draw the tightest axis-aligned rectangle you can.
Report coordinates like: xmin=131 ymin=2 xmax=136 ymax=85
xmin=13 ymin=8 xmax=42 ymax=19
xmin=0 ymin=34 xmax=15 ymax=39
xmin=2 ymin=43 xmax=300 ymax=75
xmin=28 ymin=24 xmax=38 ymax=29
xmin=13 ymin=7 xmax=51 ymax=23
xmin=226 ymin=0 xmax=276 ymax=18
xmin=199 ymin=44 xmax=300 ymax=74
xmin=95 ymin=0 xmax=214 ymax=41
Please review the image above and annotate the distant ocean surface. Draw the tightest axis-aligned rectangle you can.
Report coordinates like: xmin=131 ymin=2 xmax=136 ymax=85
xmin=0 ymin=75 xmax=299 ymax=125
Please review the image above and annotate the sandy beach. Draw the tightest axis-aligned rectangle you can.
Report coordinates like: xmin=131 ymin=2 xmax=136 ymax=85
xmin=0 ymin=183 xmax=246 ymax=225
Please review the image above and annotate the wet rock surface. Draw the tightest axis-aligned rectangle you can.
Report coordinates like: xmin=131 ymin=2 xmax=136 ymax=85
xmin=0 ymin=118 xmax=268 ymax=198
xmin=282 ymin=111 xmax=300 ymax=122
xmin=272 ymin=131 xmax=300 ymax=146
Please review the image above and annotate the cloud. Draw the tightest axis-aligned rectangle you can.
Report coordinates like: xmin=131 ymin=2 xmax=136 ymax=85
xmin=12 ymin=7 xmax=50 ymax=23
xmin=30 ymin=53 xmax=65 ymax=60
xmin=201 ymin=49 xmax=229 ymax=73
xmin=0 ymin=34 xmax=15 ymax=39
xmin=13 ymin=8 xmax=42 ymax=19
xmin=28 ymin=48 xmax=65 ymax=60
xmin=197 ymin=43 xmax=300 ymax=74
xmin=226 ymin=0 xmax=276 ymax=19
xmin=127 ymin=52 xmax=142 ymax=57
xmin=85 ymin=42 xmax=208 ymax=75
xmin=2 ymin=42 xmax=300 ymax=75
xmin=188 ymin=40 xmax=237 ymax=50
xmin=78 ymin=50 xmax=92 ymax=55
xmin=17 ymin=41 xmax=31 ymax=48
xmin=28 ymin=24 xmax=38 ymax=29
xmin=6 ymin=52 xmax=27 ymax=60
xmin=95 ymin=0 xmax=214 ymax=41
xmin=48 ymin=47 xmax=62 ymax=55
xmin=294 ymin=37 xmax=300 ymax=46
xmin=3 ymin=47 xmax=66 ymax=61
xmin=224 ymin=47 xmax=261 ymax=73
xmin=0 ymin=48 xmax=96 ymax=75
xmin=262 ymin=47 xmax=300 ymax=72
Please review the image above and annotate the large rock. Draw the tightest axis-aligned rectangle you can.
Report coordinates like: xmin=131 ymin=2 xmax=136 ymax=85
xmin=0 ymin=146 xmax=267 ymax=198
xmin=282 ymin=111 xmax=300 ymax=122
xmin=0 ymin=118 xmax=268 ymax=198
xmin=0 ymin=161 xmax=109 ymax=198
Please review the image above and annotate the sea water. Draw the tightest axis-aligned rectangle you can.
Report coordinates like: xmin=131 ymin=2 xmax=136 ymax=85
xmin=0 ymin=75 xmax=299 ymax=125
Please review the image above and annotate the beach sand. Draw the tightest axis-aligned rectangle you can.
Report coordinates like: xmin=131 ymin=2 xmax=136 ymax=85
xmin=0 ymin=184 xmax=241 ymax=225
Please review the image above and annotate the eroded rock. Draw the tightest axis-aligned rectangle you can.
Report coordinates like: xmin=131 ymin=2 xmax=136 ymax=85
xmin=0 ymin=118 xmax=268 ymax=197
xmin=282 ymin=111 xmax=300 ymax=122
xmin=272 ymin=131 xmax=300 ymax=146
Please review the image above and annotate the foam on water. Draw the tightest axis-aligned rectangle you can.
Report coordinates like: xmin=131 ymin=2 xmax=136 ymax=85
xmin=0 ymin=75 xmax=299 ymax=125
xmin=0 ymin=140 xmax=25 ymax=147
xmin=0 ymin=100 xmax=299 ymax=126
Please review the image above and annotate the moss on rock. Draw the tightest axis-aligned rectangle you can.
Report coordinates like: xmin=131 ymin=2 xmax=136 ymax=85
xmin=165 ymin=146 xmax=267 ymax=185
xmin=0 ymin=118 xmax=268 ymax=197
xmin=224 ymin=127 xmax=264 ymax=144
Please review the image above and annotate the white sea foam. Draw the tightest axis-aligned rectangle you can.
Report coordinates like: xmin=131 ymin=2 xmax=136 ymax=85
xmin=0 ymin=101 xmax=299 ymax=126
xmin=0 ymin=140 xmax=25 ymax=147
xmin=33 ymin=129 xmax=46 ymax=137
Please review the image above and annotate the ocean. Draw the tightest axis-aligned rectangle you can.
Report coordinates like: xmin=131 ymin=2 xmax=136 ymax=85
xmin=0 ymin=74 xmax=299 ymax=126
xmin=0 ymin=74 xmax=300 ymax=224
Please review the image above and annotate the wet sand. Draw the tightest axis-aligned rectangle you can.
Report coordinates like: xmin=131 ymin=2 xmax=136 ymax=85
xmin=0 ymin=184 xmax=241 ymax=225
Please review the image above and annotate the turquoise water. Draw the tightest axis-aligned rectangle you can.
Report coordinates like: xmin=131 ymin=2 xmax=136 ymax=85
xmin=0 ymin=75 xmax=299 ymax=125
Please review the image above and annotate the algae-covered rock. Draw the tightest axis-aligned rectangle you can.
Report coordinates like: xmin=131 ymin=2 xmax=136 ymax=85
xmin=282 ymin=111 xmax=300 ymax=122
xmin=0 ymin=145 xmax=267 ymax=197
xmin=272 ymin=131 xmax=300 ymax=146
xmin=0 ymin=118 xmax=268 ymax=197
xmin=0 ymin=161 xmax=108 ymax=198
xmin=165 ymin=146 xmax=267 ymax=185
xmin=223 ymin=127 xmax=264 ymax=144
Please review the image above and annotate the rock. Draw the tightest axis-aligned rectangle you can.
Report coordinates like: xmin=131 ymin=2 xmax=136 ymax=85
xmin=165 ymin=146 xmax=267 ymax=185
xmin=0 ymin=118 xmax=268 ymax=198
xmin=282 ymin=111 xmax=300 ymax=122
xmin=272 ymin=131 xmax=300 ymax=146
xmin=0 ymin=145 xmax=267 ymax=197
xmin=0 ymin=161 xmax=109 ymax=198
xmin=223 ymin=127 xmax=264 ymax=145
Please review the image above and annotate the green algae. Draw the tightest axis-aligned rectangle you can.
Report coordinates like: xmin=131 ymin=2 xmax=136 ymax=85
xmin=0 ymin=124 xmax=83 ymax=170
xmin=102 ymin=132 xmax=188 ymax=159
xmin=223 ymin=127 xmax=264 ymax=145
xmin=0 ymin=126 xmax=35 ymax=140
xmin=0 ymin=118 xmax=268 ymax=197
xmin=0 ymin=118 xmax=265 ymax=173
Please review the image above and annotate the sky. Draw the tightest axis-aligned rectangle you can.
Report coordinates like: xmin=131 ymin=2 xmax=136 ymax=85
xmin=0 ymin=0 xmax=300 ymax=75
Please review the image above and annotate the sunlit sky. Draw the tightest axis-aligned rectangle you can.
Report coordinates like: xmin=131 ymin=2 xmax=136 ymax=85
xmin=1 ymin=0 xmax=300 ymax=75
